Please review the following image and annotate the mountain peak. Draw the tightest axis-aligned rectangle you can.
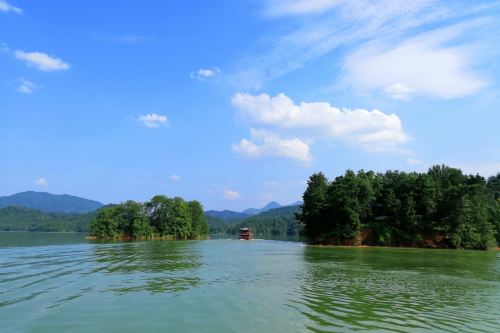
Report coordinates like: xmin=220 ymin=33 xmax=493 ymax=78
xmin=242 ymin=201 xmax=284 ymax=215
xmin=0 ymin=191 xmax=104 ymax=213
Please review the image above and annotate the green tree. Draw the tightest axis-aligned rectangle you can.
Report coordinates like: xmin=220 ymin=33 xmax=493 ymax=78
xmin=298 ymin=165 xmax=499 ymax=249
xmin=90 ymin=206 xmax=119 ymax=239
xmin=296 ymin=172 xmax=329 ymax=243
xmin=145 ymin=195 xmax=174 ymax=236
xmin=188 ymin=200 xmax=208 ymax=238
xmin=487 ymin=173 xmax=500 ymax=200
xmin=170 ymin=197 xmax=193 ymax=239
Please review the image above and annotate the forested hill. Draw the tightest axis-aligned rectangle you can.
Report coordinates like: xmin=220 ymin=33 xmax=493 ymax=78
xmin=0 ymin=191 xmax=104 ymax=213
xmin=297 ymin=165 xmax=500 ymax=249
xmin=0 ymin=206 xmax=95 ymax=232
xmin=204 ymin=210 xmax=250 ymax=221
xmin=205 ymin=205 xmax=302 ymax=236
xmin=242 ymin=201 xmax=283 ymax=215
xmin=228 ymin=205 xmax=301 ymax=236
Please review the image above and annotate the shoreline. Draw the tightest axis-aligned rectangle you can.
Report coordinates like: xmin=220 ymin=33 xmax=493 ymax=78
xmin=306 ymin=244 xmax=500 ymax=251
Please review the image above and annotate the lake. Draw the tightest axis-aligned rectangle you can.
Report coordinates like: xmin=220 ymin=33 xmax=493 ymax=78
xmin=1 ymin=232 xmax=499 ymax=332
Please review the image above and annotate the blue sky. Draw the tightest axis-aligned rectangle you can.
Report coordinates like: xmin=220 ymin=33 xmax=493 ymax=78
xmin=1 ymin=0 xmax=500 ymax=211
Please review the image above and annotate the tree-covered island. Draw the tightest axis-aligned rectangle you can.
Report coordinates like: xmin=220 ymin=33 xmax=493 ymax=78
xmin=90 ymin=195 xmax=209 ymax=240
xmin=297 ymin=165 xmax=500 ymax=249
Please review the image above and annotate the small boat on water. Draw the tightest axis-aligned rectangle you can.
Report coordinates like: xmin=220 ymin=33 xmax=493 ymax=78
xmin=239 ymin=227 xmax=253 ymax=240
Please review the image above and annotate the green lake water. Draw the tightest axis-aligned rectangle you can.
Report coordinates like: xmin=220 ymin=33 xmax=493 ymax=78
xmin=0 ymin=232 xmax=499 ymax=332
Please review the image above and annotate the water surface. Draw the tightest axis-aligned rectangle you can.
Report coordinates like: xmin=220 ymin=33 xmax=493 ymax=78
xmin=0 ymin=232 xmax=499 ymax=332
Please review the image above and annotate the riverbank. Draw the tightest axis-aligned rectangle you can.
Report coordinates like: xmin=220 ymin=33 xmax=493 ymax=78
xmin=307 ymin=243 xmax=500 ymax=251
xmin=85 ymin=234 xmax=210 ymax=241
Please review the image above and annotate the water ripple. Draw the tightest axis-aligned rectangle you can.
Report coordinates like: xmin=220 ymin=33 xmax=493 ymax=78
xmin=1 ymin=235 xmax=499 ymax=333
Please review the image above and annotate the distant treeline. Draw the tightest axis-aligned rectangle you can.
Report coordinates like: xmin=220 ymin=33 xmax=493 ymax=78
xmin=0 ymin=206 xmax=94 ymax=232
xmin=297 ymin=165 xmax=500 ymax=249
xmin=205 ymin=206 xmax=301 ymax=236
xmin=90 ymin=195 xmax=209 ymax=240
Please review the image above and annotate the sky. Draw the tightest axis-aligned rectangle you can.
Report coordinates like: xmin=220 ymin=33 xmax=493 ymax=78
xmin=1 ymin=0 xmax=500 ymax=211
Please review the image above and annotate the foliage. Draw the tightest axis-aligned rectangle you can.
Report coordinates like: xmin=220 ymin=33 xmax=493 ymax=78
xmin=204 ymin=210 xmax=250 ymax=222
xmin=90 ymin=195 xmax=208 ymax=240
xmin=297 ymin=165 xmax=500 ymax=249
xmin=227 ymin=206 xmax=302 ymax=236
xmin=0 ymin=206 xmax=95 ymax=232
xmin=204 ymin=215 xmax=228 ymax=234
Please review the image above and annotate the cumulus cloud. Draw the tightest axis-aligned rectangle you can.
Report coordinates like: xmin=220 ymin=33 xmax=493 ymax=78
xmin=15 ymin=51 xmax=70 ymax=72
xmin=0 ymin=1 xmax=22 ymax=14
xmin=137 ymin=113 xmax=168 ymax=128
xmin=17 ymin=78 xmax=38 ymax=94
xmin=232 ymin=92 xmax=407 ymax=152
xmin=232 ymin=129 xmax=311 ymax=162
xmin=169 ymin=175 xmax=180 ymax=181
xmin=343 ymin=22 xmax=486 ymax=100
xmin=223 ymin=190 xmax=240 ymax=200
xmin=190 ymin=67 xmax=220 ymax=81
xmin=35 ymin=178 xmax=48 ymax=186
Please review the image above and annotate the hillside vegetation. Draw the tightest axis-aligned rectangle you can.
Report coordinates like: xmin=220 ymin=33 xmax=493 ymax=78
xmin=0 ymin=191 xmax=104 ymax=213
xmin=0 ymin=206 xmax=95 ymax=232
xmin=297 ymin=165 xmax=500 ymax=249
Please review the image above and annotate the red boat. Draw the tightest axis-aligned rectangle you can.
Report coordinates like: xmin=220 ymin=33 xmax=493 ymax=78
xmin=239 ymin=227 xmax=253 ymax=240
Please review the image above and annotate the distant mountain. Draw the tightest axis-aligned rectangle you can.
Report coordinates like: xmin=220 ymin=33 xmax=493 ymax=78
xmin=0 ymin=191 xmax=104 ymax=213
xmin=204 ymin=210 xmax=250 ymax=222
xmin=206 ymin=201 xmax=302 ymax=221
xmin=228 ymin=205 xmax=302 ymax=236
xmin=242 ymin=201 xmax=287 ymax=215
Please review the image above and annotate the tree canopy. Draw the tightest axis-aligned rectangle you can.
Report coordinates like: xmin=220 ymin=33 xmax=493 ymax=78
xmin=296 ymin=166 xmax=500 ymax=249
xmin=91 ymin=196 xmax=209 ymax=240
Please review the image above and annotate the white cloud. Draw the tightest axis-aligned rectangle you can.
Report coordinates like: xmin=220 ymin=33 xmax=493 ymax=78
xmin=265 ymin=0 xmax=341 ymax=16
xmin=17 ymin=78 xmax=38 ymax=94
xmin=263 ymin=180 xmax=278 ymax=187
xmin=384 ymin=83 xmax=415 ymax=101
xmin=456 ymin=162 xmax=500 ymax=177
xmin=169 ymin=175 xmax=180 ymax=181
xmin=261 ymin=192 xmax=273 ymax=201
xmin=223 ymin=190 xmax=240 ymax=200
xmin=15 ymin=51 xmax=70 ymax=72
xmin=138 ymin=113 xmax=168 ymax=128
xmin=35 ymin=178 xmax=48 ymax=186
xmin=230 ymin=1 xmax=492 ymax=95
xmin=232 ymin=92 xmax=407 ymax=152
xmin=0 ymin=1 xmax=22 ymax=14
xmin=406 ymin=158 xmax=425 ymax=166
xmin=343 ymin=22 xmax=486 ymax=100
xmin=232 ymin=129 xmax=311 ymax=162
xmin=190 ymin=67 xmax=220 ymax=81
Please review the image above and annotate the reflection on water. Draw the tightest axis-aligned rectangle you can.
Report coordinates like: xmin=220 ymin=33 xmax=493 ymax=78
xmin=91 ymin=241 xmax=202 ymax=294
xmin=1 ymin=232 xmax=499 ymax=333
xmin=0 ymin=239 xmax=202 ymax=314
xmin=296 ymin=247 xmax=500 ymax=332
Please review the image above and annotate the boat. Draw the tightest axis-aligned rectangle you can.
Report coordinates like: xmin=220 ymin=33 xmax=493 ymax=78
xmin=239 ymin=227 xmax=253 ymax=240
